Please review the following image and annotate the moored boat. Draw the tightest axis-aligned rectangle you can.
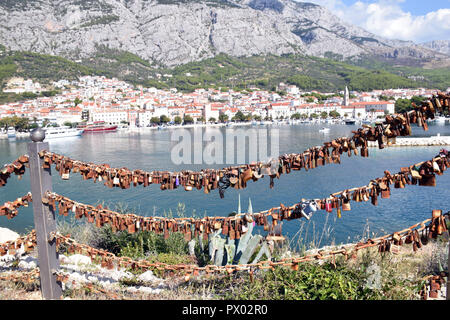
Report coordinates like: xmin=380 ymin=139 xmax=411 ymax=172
xmin=43 ymin=126 xmax=84 ymax=139
xmin=344 ymin=118 xmax=357 ymax=125
xmin=7 ymin=127 xmax=16 ymax=138
xmin=78 ymin=121 xmax=118 ymax=133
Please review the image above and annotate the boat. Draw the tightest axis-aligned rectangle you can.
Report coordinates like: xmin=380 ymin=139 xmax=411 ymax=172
xmin=43 ymin=126 xmax=84 ymax=139
xmin=319 ymin=127 xmax=330 ymax=133
xmin=435 ymin=116 xmax=447 ymax=124
xmin=117 ymin=124 xmax=130 ymax=131
xmin=344 ymin=118 xmax=357 ymax=125
xmin=7 ymin=127 xmax=16 ymax=138
xmin=78 ymin=121 xmax=118 ymax=133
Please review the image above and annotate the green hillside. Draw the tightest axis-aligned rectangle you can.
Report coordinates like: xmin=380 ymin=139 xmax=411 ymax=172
xmin=1 ymin=44 xmax=448 ymax=104
xmin=150 ymin=53 xmax=448 ymax=92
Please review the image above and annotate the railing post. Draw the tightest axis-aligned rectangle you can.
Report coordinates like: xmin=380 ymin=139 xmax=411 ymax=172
xmin=447 ymin=228 xmax=449 ymax=300
xmin=27 ymin=128 xmax=62 ymax=300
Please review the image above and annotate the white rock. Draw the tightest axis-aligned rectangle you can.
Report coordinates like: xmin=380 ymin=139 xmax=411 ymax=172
xmin=18 ymin=256 xmax=38 ymax=269
xmin=0 ymin=227 xmax=19 ymax=243
xmin=138 ymin=270 xmax=158 ymax=283
xmin=67 ymin=254 xmax=92 ymax=266
xmin=0 ymin=254 xmax=17 ymax=267
xmin=59 ymin=254 xmax=70 ymax=264
xmin=126 ymin=286 xmax=162 ymax=295
xmin=68 ymin=272 xmax=89 ymax=284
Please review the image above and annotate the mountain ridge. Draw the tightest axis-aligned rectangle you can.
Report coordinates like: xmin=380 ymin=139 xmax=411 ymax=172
xmin=0 ymin=0 xmax=448 ymax=67
xmin=421 ymin=40 xmax=450 ymax=56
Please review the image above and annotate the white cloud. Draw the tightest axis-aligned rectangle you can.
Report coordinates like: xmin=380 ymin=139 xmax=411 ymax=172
xmin=304 ymin=0 xmax=450 ymax=43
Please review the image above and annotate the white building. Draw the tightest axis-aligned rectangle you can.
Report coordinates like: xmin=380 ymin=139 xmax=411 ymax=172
xmin=91 ymin=109 xmax=128 ymax=125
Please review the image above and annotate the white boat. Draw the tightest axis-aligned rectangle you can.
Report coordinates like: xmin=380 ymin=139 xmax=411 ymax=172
xmin=43 ymin=126 xmax=84 ymax=139
xmin=319 ymin=127 xmax=330 ymax=133
xmin=435 ymin=116 xmax=447 ymax=123
xmin=344 ymin=118 xmax=357 ymax=125
xmin=7 ymin=127 xmax=16 ymax=138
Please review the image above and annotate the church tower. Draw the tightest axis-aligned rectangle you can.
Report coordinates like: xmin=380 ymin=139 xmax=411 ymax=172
xmin=344 ymin=86 xmax=350 ymax=107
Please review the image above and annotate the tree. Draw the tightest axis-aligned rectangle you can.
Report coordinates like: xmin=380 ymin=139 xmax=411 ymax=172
xmin=395 ymin=98 xmax=412 ymax=113
xmin=150 ymin=117 xmax=160 ymax=125
xmin=411 ymin=96 xmax=426 ymax=105
xmin=233 ymin=111 xmax=246 ymax=122
xmin=183 ymin=115 xmax=194 ymax=124
xmin=63 ymin=121 xmax=73 ymax=127
xmin=208 ymin=117 xmax=216 ymax=123
xmin=218 ymin=114 xmax=229 ymax=123
xmin=160 ymin=115 xmax=170 ymax=124
xmin=291 ymin=113 xmax=301 ymax=120
xmin=74 ymin=97 xmax=82 ymax=106
xmin=310 ymin=113 xmax=319 ymax=119
xmin=329 ymin=110 xmax=341 ymax=119
xmin=174 ymin=116 xmax=182 ymax=124
xmin=320 ymin=111 xmax=328 ymax=119
xmin=198 ymin=116 xmax=205 ymax=123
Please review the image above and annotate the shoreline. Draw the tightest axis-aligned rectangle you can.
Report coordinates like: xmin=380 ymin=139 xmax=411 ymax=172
xmin=368 ymin=135 xmax=450 ymax=147
xmin=1 ymin=123 xmax=449 ymax=147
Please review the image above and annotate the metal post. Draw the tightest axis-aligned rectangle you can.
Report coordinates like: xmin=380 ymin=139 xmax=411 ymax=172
xmin=27 ymin=128 xmax=62 ymax=300
xmin=447 ymin=229 xmax=449 ymax=300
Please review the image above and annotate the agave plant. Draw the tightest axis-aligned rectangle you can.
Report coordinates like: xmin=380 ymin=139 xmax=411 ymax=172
xmin=188 ymin=196 xmax=272 ymax=266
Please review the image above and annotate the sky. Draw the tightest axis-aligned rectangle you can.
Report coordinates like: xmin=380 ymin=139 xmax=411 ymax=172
xmin=303 ymin=0 xmax=450 ymax=43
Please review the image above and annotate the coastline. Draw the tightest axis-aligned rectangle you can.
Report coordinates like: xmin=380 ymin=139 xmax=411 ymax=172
xmin=368 ymin=135 xmax=450 ymax=147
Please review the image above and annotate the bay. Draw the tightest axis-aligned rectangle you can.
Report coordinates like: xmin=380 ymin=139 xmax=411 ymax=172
xmin=1 ymin=122 xmax=449 ymax=248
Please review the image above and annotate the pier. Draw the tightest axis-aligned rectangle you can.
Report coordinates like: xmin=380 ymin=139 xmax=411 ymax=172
xmin=368 ymin=134 xmax=450 ymax=147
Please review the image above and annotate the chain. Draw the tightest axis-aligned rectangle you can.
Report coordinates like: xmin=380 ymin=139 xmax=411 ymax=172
xmin=2 ymin=211 xmax=443 ymax=276
xmin=0 ymin=192 xmax=32 ymax=219
xmin=36 ymin=151 xmax=449 ymax=240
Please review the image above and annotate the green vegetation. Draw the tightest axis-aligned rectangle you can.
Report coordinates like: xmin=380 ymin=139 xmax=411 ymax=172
xmin=79 ymin=15 xmax=120 ymax=28
xmin=329 ymin=110 xmax=341 ymax=118
xmin=349 ymin=55 xmax=450 ymax=91
xmin=0 ymin=51 xmax=95 ymax=84
xmin=183 ymin=115 xmax=194 ymax=124
xmin=394 ymin=96 xmax=427 ymax=113
xmin=0 ymin=116 xmax=35 ymax=131
xmin=231 ymin=110 xmax=250 ymax=122
xmin=218 ymin=114 xmax=229 ymax=123
xmin=147 ymin=53 xmax=444 ymax=93
xmin=174 ymin=116 xmax=182 ymax=124
xmin=0 ymin=46 xmax=448 ymax=106
xmin=28 ymin=202 xmax=447 ymax=300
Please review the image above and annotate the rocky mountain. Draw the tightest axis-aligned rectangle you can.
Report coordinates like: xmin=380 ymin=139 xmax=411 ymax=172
xmin=421 ymin=40 xmax=450 ymax=56
xmin=0 ymin=0 xmax=448 ymax=67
